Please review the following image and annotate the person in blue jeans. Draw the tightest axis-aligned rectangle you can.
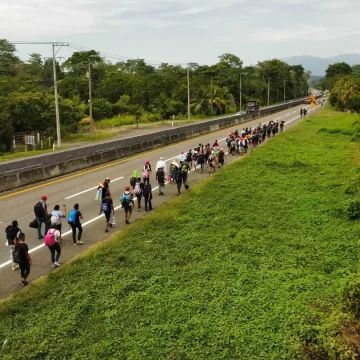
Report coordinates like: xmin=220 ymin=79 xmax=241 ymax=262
xmin=34 ymin=195 xmax=49 ymax=240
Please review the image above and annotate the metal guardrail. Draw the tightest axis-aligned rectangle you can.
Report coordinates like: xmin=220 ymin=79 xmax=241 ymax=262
xmin=0 ymin=98 xmax=307 ymax=176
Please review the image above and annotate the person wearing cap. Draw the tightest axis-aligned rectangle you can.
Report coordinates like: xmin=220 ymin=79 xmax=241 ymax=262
xmin=155 ymin=157 xmax=167 ymax=174
xmin=34 ymin=195 xmax=49 ymax=240
xmin=121 ymin=186 xmax=134 ymax=224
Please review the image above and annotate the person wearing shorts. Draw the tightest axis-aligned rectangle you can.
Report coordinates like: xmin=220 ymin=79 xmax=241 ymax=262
xmin=122 ymin=186 xmax=134 ymax=224
xmin=100 ymin=193 xmax=114 ymax=233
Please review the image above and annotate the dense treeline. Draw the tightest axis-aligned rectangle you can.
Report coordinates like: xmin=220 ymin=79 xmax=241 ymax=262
xmin=313 ymin=62 xmax=360 ymax=112
xmin=0 ymin=39 xmax=309 ymax=150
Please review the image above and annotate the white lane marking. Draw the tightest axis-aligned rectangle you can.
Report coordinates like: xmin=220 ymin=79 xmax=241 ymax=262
xmin=64 ymin=177 xmax=124 ymax=199
xmin=0 ymin=105 xmax=317 ymax=269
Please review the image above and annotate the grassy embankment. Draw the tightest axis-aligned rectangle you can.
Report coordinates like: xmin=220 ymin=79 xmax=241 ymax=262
xmin=1 ymin=107 xmax=360 ymax=359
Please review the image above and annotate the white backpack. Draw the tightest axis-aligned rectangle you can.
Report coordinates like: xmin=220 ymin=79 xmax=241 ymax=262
xmin=134 ymin=183 xmax=142 ymax=195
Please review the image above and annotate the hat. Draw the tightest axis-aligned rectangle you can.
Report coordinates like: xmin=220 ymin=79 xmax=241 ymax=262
xmin=146 ymin=160 xmax=150 ymax=164
xmin=160 ymin=157 xmax=164 ymax=160
xmin=105 ymin=177 xmax=110 ymax=181
xmin=41 ymin=195 xmax=48 ymax=201
xmin=125 ymin=186 xmax=130 ymax=190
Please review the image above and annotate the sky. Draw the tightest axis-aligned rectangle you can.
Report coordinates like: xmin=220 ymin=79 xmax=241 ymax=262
xmin=1 ymin=0 xmax=360 ymax=66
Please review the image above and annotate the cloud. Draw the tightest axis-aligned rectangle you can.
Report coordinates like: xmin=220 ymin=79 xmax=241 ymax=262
xmin=1 ymin=0 xmax=359 ymax=65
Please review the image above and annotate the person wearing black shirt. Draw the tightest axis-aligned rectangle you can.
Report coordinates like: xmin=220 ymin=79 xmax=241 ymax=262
xmin=156 ymin=167 xmax=165 ymax=195
xmin=143 ymin=183 xmax=153 ymax=211
xmin=99 ymin=194 xmax=114 ymax=233
xmin=99 ymin=177 xmax=111 ymax=200
xmin=5 ymin=220 xmax=21 ymax=270
xmin=71 ymin=203 xmax=84 ymax=245
xmin=14 ymin=233 xmax=31 ymax=287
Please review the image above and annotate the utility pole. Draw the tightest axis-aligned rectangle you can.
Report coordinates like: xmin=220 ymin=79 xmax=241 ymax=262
xmin=87 ymin=62 xmax=94 ymax=139
xmin=210 ymin=76 xmax=213 ymax=116
xmin=267 ymin=77 xmax=270 ymax=106
xmin=187 ymin=64 xmax=190 ymax=120
xmin=52 ymin=44 xmax=61 ymax=148
xmin=239 ymin=73 xmax=242 ymax=112
xmin=283 ymin=80 xmax=288 ymax=102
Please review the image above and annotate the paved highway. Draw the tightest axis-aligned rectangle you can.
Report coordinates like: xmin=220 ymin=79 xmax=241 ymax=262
xmin=0 ymin=102 xmax=321 ymax=298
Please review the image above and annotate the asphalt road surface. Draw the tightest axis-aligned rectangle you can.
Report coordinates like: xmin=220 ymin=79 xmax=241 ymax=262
xmin=0 ymin=103 xmax=322 ymax=298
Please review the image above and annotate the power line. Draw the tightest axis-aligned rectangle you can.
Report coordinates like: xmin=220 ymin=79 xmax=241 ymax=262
xmin=10 ymin=40 xmax=188 ymax=66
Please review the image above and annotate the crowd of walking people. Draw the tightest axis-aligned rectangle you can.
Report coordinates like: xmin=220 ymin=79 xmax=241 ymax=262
xmin=5 ymin=118 xmax=286 ymax=287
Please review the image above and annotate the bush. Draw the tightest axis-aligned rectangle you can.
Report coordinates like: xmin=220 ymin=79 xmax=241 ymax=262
xmin=91 ymin=98 xmax=113 ymax=120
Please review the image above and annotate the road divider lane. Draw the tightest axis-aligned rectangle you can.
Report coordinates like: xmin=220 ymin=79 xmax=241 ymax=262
xmin=0 ymin=105 xmax=320 ymax=270
xmin=64 ymin=177 xmax=124 ymax=200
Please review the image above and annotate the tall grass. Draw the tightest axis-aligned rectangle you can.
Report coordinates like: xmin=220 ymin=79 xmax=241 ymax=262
xmin=1 ymin=108 xmax=360 ymax=359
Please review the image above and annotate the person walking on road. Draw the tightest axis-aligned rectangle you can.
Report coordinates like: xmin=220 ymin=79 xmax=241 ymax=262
xmin=5 ymin=220 xmax=21 ymax=271
xmin=197 ymin=150 xmax=205 ymax=173
xmin=181 ymin=160 xmax=190 ymax=184
xmin=121 ymin=186 xmax=134 ymax=224
xmin=68 ymin=203 xmax=84 ymax=245
xmin=50 ymin=204 xmax=66 ymax=233
xmin=155 ymin=157 xmax=167 ymax=175
xmin=143 ymin=182 xmax=153 ymax=211
xmin=100 ymin=193 xmax=115 ymax=233
xmin=300 ymin=108 xmax=303 ymax=118
xmin=143 ymin=160 xmax=152 ymax=185
xmin=45 ymin=224 xmax=62 ymax=267
xmin=304 ymin=108 xmax=308 ymax=117
xmin=133 ymin=177 xmax=144 ymax=210
xmin=156 ymin=167 xmax=166 ymax=195
xmin=130 ymin=170 xmax=139 ymax=189
xmin=34 ymin=195 xmax=49 ymax=240
xmin=218 ymin=148 xmax=226 ymax=168
xmin=14 ymin=233 xmax=31 ymax=287
xmin=170 ymin=159 xmax=179 ymax=182
xmin=99 ymin=177 xmax=111 ymax=200
xmin=175 ymin=167 xmax=183 ymax=195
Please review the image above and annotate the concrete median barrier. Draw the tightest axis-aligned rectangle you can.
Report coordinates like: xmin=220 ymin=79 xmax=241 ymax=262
xmin=0 ymin=97 xmax=316 ymax=193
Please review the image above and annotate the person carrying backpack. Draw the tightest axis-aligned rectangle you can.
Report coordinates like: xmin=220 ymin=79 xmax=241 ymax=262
xmin=34 ymin=195 xmax=49 ymax=240
xmin=143 ymin=160 xmax=152 ymax=185
xmin=133 ymin=177 xmax=144 ymax=210
xmin=170 ymin=159 xmax=179 ymax=182
xmin=99 ymin=193 xmax=115 ymax=233
xmin=218 ymin=148 xmax=226 ymax=168
xmin=5 ymin=220 xmax=21 ymax=271
xmin=197 ymin=151 xmax=205 ymax=173
xmin=120 ymin=186 xmax=134 ymax=224
xmin=50 ymin=204 xmax=66 ymax=233
xmin=143 ymin=182 xmax=153 ymax=211
xmin=67 ymin=203 xmax=84 ymax=245
xmin=208 ymin=151 xmax=216 ymax=173
xmin=130 ymin=170 xmax=139 ymax=189
xmin=98 ymin=177 xmax=111 ymax=200
xmin=156 ymin=167 xmax=165 ymax=195
xmin=14 ymin=233 xmax=31 ymax=287
xmin=45 ymin=224 xmax=62 ymax=267
xmin=181 ymin=161 xmax=190 ymax=184
xmin=175 ymin=168 xmax=183 ymax=195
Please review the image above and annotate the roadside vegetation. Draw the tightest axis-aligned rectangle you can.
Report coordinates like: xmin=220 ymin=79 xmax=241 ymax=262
xmin=1 ymin=107 xmax=360 ymax=359
xmin=0 ymin=38 xmax=310 ymax=153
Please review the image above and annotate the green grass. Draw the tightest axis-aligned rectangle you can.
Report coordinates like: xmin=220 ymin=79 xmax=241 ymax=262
xmin=0 ymin=148 xmax=63 ymax=162
xmin=1 ymin=107 xmax=360 ymax=359
xmin=63 ymin=131 xmax=116 ymax=143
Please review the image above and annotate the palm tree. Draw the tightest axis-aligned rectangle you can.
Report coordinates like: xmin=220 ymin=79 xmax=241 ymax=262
xmin=211 ymin=86 xmax=234 ymax=114
xmin=338 ymin=80 xmax=359 ymax=110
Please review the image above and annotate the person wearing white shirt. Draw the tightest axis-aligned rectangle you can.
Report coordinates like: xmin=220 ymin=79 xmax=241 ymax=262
xmin=50 ymin=205 xmax=66 ymax=233
xmin=155 ymin=157 xmax=167 ymax=174
xmin=46 ymin=224 xmax=62 ymax=267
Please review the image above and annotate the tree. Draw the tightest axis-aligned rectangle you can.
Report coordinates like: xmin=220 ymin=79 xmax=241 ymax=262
xmin=349 ymin=95 xmax=360 ymax=113
xmin=352 ymin=65 xmax=360 ymax=77
xmin=0 ymin=39 xmax=20 ymax=76
xmin=0 ymin=112 xmax=14 ymax=152
xmin=338 ymin=81 xmax=358 ymax=109
xmin=325 ymin=62 xmax=352 ymax=78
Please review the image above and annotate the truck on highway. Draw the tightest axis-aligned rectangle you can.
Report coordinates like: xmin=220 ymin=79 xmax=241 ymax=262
xmin=246 ymin=100 xmax=260 ymax=113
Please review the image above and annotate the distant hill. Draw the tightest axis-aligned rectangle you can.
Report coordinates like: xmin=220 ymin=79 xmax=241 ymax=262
xmin=282 ymin=54 xmax=360 ymax=76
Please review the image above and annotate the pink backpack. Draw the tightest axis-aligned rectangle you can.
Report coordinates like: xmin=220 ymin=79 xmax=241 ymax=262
xmin=44 ymin=229 xmax=56 ymax=247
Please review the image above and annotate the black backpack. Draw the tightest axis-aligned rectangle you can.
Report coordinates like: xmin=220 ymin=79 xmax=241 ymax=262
xmin=34 ymin=202 xmax=45 ymax=217
xmin=130 ymin=177 xmax=136 ymax=187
